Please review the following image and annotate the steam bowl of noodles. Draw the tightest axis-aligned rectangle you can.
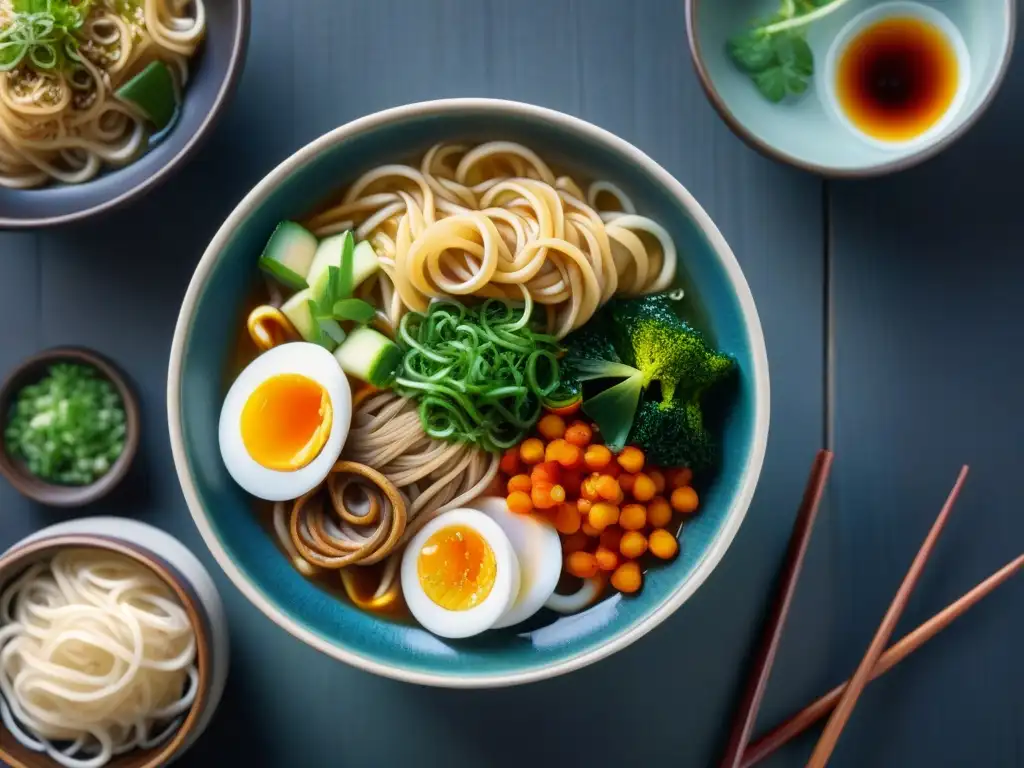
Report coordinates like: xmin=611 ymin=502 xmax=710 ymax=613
xmin=0 ymin=0 xmax=249 ymax=228
xmin=0 ymin=516 xmax=229 ymax=768
xmin=169 ymin=99 xmax=770 ymax=687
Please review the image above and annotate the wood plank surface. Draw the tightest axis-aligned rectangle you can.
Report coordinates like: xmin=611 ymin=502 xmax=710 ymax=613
xmin=822 ymin=39 xmax=1024 ymax=768
xmin=0 ymin=2 xmax=825 ymax=766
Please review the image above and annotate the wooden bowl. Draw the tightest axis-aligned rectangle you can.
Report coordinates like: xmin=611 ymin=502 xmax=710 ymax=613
xmin=0 ymin=347 xmax=140 ymax=507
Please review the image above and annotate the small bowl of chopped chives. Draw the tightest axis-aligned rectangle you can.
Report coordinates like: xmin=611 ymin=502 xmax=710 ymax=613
xmin=0 ymin=348 xmax=140 ymax=508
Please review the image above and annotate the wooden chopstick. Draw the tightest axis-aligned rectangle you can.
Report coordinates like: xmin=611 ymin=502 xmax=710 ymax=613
xmin=741 ymin=551 xmax=1024 ymax=767
xmin=805 ymin=465 xmax=970 ymax=767
xmin=717 ymin=450 xmax=834 ymax=768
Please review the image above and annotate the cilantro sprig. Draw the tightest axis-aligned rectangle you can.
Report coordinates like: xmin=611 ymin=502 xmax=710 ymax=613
xmin=728 ymin=0 xmax=852 ymax=103
xmin=0 ymin=0 xmax=92 ymax=74
xmin=306 ymin=231 xmax=377 ymax=350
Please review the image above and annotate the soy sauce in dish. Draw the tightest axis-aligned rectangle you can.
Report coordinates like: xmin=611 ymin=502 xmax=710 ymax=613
xmin=836 ymin=16 xmax=959 ymax=143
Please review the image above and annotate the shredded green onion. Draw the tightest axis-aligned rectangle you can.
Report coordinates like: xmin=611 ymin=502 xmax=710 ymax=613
xmin=393 ymin=297 xmax=562 ymax=453
xmin=4 ymin=363 xmax=126 ymax=486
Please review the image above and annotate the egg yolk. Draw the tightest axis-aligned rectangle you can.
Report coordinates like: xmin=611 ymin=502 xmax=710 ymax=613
xmin=417 ymin=526 xmax=496 ymax=611
xmin=240 ymin=374 xmax=332 ymax=471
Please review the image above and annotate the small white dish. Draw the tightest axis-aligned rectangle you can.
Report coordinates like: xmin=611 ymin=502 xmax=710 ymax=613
xmin=821 ymin=1 xmax=971 ymax=152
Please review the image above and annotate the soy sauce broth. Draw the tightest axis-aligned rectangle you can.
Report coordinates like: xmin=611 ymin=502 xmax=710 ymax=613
xmin=836 ymin=16 xmax=959 ymax=143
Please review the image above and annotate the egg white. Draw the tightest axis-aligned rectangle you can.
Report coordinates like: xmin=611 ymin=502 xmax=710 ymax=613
xmin=219 ymin=342 xmax=351 ymax=502
xmin=401 ymin=509 xmax=520 ymax=639
xmin=470 ymin=497 xmax=562 ymax=629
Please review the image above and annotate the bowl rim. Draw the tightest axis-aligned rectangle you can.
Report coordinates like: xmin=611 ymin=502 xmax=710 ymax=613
xmin=0 ymin=346 xmax=141 ymax=507
xmin=0 ymin=0 xmax=252 ymax=230
xmin=166 ymin=97 xmax=771 ymax=688
xmin=684 ymin=0 xmax=1017 ymax=178
xmin=0 ymin=533 xmax=212 ymax=768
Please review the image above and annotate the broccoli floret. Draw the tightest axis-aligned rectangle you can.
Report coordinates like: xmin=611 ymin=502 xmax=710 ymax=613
xmin=628 ymin=398 xmax=714 ymax=469
xmin=562 ymin=294 xmax=735 ymax=463
xmin=607 ymin=294 xmax=734 ymax=402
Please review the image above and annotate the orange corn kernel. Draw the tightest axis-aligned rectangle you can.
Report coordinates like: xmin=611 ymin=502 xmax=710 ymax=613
xmin=566 ymin=551 xmax=599 ymax=579
xmin=616 ymin=446 xmax=645 ymax=474
xmin=648 ymin=470 xmax=666 ymax=495
xmin=632 ymin=473 xmax=657 ymax=502
xmin=619 ymin=531 xmax=648 ymax=559
xmin=611 ymin=561 xmax=642 ymax=593
xmin=594 ymin=546 xmax=619 ymax=572
xmin=618 ymin=473 xmax=637 ymax=495
xmin=555 ymin=442 xmax=582 ymax=468
xmin=506 ymin=474 xmax=532 ymax=494
xmin=671 ymin=486 xmax=699 ymax=515
xmin=531 ymin=482 xmax=559 ymax=510
xmin=576 ymin=497 xmax=593 ymax=515
xmin=537 ymin=414 xmax=567 ymax=440
xmin=564 ymin=421 xmax=593 ymax=447
xmin=647 ymin=496 xmax=673 ymax=528
xmin=506 ymin=491 xmax=533 ymax=515
xmin=519 ymin=438 xmax=545 ymax=464
xmin=619 ymin=503 xmax=647 ymax=531
xmin=581 ymin=520 xmax=602 ymax=537
xmin=583 ymin=444 xmax=612 ymax=471
xmin=649 ymin=529 xmax=679 ymax=560
xmin=595 ymin=474 xmax=621 ymax=502
xmin=531 ymin=460 xmax=561 ymax=485
xmin=553 ymin=503 xmax=582 ymax=535
xmin=588 ymin=502 xmax=620 ymax=531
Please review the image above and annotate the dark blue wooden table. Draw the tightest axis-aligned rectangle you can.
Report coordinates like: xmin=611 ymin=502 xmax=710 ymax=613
xmin=1 ymin=2 xmax=1020 ymax=766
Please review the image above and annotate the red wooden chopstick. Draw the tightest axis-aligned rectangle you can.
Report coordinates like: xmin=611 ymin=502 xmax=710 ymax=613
xmin=717 ymin=450 xmax=834 ymax=768
xmin=741 ymin=551 xmax=1024 ymax=766
xmin=805 ymin=465 xmax=969 ymax=767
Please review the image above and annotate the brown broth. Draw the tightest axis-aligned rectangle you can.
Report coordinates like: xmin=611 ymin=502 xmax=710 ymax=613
xmin=836 ymin=16 xmax=958 ymax=142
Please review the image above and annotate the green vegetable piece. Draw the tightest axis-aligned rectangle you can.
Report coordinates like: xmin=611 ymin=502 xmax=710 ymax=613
xmin=116 ymin=61 xmax=178 ymax=131
xmin=563 ymin=293 xmax=734 ymax=465
xmin=727 ymin=0 xmax=850 ymax=103
xmin=332 ymin=298 xmax=376 ymax=324
xmin=333 ymin=327 xmax=403 ymax=387
xmin=259 ymin=222 xmax=317 ymax=291
xmin=582 ymin=374 xmax=645 ymax=453
xmin=628 ymin=398 xmax=715 ymax=470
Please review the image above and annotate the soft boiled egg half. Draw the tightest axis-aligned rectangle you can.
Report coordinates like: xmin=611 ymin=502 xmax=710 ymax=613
xmin=219 ymin=342 xmax=351 ymax=501
xmin=401 ymin=499 xmax=562 ymax=638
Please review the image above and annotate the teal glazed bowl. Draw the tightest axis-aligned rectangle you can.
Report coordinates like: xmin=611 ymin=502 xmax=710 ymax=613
xmin=167 ymin=99 xmax=770 ymax=688
xmin=686 ymin=0 xmax=1015 ymax=176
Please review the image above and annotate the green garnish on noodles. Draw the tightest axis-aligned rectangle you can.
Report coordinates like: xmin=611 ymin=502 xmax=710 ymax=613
xmin=0 ymin=0 xmax=93 ymax=74
xmin=393 ymin=297 xmax=562 ymax=453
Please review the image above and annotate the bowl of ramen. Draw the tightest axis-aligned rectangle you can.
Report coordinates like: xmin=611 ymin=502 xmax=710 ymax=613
xmin=168 ymin=98 xmax=770 ymax=687
xmin=0 ymin=516 xmax=229 ymax=768
xmin=0 ymin=0 xmax=249 ymax=229
xmin=686 ymin=0 xmax=1015 ymax=176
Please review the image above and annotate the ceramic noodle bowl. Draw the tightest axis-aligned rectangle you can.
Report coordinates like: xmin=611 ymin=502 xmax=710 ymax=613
xmin=169 ymin=98 xmax=770 ymax=687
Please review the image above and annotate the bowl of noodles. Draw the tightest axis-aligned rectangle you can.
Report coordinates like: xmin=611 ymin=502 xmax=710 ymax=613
xmin=168 ymin=98 xmax=770 ymax=687
xmin=0 ymin=0 xmax=249 ymax=229
xmin=0 ymin=517 xmax=229 ymax=768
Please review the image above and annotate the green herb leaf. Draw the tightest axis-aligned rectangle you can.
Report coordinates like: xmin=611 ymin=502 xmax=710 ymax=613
xmin=332 ymin=298 xmax=376 ymax=323
xmin=337 ymin=230 xmax=355 ymax=300
xmin=727 ymin=0 xmax=849 ymax=103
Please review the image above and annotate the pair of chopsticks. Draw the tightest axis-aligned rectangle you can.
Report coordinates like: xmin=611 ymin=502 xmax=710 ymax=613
xmin=720 ymin=453 xmax=1023 ymax=767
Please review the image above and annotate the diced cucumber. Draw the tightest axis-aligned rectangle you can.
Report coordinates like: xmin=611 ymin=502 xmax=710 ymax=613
xmin=281 ymin=289 xmax=344 ymax=351
xmin=259 ymin=222 xmax=318 ymax=291
xmin=116 ymin=61 xmax=178 ymax=130
xmin=308 ymin=234 xmax=382 ymax=307
xmin=333 ymin=327 xmax=402 ymax=386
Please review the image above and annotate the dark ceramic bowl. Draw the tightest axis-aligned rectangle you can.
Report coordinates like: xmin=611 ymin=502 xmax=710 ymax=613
xmin=0 ymin=1 xmax=250 ymax=229
xmin=0 ymin=347 xmax=140 ymax=507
